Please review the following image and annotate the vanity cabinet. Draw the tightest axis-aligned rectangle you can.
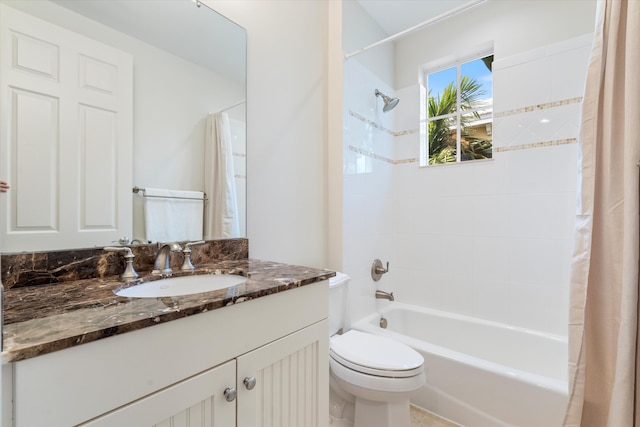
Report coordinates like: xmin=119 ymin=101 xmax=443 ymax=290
xmin=79 ymin=321 xmax=327 ymax=427
xmin=5 ymin=282 xmax=328 ymax=427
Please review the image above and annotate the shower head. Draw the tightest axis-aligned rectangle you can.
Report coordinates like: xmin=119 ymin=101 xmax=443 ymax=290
xmin=375 ymin=89 xmax=400 ymax=113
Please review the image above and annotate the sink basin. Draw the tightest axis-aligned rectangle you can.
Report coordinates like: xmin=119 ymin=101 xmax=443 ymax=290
xmin=115 ymin=274 xmax=247 ymax=298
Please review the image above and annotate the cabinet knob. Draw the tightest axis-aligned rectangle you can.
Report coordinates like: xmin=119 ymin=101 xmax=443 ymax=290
xmin=243 ymin=376 xmax=257 ymax=390
xmin=224 ymin=387 xmax=237 ymax=402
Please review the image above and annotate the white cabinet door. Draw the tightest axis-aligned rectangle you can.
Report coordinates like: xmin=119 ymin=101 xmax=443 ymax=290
xmin=237 ymin=320 xmax=329 ymax=427
xmin=0 ymin=4 xmax=133 ymax=251
xmin=79 ymin=360 xmax=236 ymax=427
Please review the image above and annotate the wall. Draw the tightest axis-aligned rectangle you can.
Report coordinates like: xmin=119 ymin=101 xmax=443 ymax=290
xmin=395 ymin=0 xmax=598 ymax=89
xmin=394 ymin=35 xmax=591 ymax=335
xmin=205 ymin=1 xmax=329 ymax=268
xmin=342 ymin=1 xmax=394 ymax=88
xmin=341 ymin=2 xmax=399 ymax=324
xmin=345 ymin=0 xmax=597 ymax=335
xmin=392 ymin=1 xmax=596 ymax=335
xmin=343 ymin=56 xmax=398 ymax=324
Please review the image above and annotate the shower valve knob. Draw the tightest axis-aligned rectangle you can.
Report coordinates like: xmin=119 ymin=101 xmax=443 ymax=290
xmin=371 ymin=259 xmax=389 ymax=281
xmin=375 ymin=262 xmax=389 ymax=274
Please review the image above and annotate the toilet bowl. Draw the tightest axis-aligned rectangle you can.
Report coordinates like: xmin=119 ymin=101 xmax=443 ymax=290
xmin=329 ymin=273 xmax=425 ymax=427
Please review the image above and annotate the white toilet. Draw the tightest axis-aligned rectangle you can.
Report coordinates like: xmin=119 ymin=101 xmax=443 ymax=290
xmin=329 ymin=272 xmax=426 ymax=427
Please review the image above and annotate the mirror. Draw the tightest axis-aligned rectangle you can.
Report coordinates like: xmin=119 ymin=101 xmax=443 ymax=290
xmin=0 ymin=0 xmax=247 ymax=252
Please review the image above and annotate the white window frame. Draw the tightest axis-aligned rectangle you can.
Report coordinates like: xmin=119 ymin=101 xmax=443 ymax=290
xmin=419 ymin=48 xmax=494 ymax=166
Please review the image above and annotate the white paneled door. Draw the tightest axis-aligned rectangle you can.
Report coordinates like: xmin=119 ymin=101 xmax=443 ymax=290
xmin=0 ymin=4 xmax=133 ymax=251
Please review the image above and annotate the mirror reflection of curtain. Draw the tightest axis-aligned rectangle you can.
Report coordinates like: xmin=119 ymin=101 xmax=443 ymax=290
xmin=204 ymin=112 xmax=239 ymax=238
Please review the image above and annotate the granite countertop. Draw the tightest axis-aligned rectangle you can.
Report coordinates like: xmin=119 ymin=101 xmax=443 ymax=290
xmin=2 ymin=259 xmax=335 ymax=363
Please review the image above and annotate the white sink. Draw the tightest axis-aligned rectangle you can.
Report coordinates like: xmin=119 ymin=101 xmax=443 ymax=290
xmin=115 ymin=274 xmax=248 ymax=298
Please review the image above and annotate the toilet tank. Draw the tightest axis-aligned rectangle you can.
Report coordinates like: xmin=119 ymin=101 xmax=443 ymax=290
xmin=329 ymin=272 xmax=350 ymax=336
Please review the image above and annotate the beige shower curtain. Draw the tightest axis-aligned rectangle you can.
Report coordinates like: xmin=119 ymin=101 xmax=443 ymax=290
xmin=563 ymin=0 xmax=640 ymax=426
xmin=204 ymin=112 xmax=240 ymax=239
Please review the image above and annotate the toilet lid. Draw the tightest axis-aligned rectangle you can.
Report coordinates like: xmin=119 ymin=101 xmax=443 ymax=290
xmin=330 ymin=330 xmax=424 ymax=378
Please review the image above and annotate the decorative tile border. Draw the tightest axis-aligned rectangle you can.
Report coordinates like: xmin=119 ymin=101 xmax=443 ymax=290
xmin=349 ymin=138 xmax=577 ymax=164
xmin=347 ymin=96 xmax=582 ymax=164
xmin=349 ymin=139 xmax=577 ymax=165
xmin=394 ymin=157 xmax=419 ymax=164
xmin=349 ymin=111 xmax=419 ymax=137
xmin=351 ymin=97 xmax=582 ymax=137
xmin=349 ymin=145 xmax=393 ymax=164
xmin=349 ymin=111 xmax=394 ymax=135
xmin=494 ymin=97 xmax=582 ymax=118
xmin=348 ymin=145 xmax=418 ymax=165
xmin=495 ymin=137 xmax=577 ymax=152
xmin=395 ymin=128 xmax=420 ymax=137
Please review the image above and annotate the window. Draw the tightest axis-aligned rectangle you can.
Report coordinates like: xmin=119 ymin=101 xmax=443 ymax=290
xmin=421 ymin=54 xmax=493 ymax=165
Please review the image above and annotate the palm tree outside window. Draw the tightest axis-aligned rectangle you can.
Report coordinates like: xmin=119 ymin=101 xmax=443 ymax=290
xmin=421 ymin=54 xmax=493 ymax=165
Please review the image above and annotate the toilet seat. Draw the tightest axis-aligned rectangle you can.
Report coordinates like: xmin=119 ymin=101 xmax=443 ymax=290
xmin=330 ymin=330 xmax=424 ymax=378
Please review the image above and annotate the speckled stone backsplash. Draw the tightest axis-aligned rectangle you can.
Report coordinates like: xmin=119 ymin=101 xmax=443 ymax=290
xmin=1 ymin=238 xmax=248 ymax=290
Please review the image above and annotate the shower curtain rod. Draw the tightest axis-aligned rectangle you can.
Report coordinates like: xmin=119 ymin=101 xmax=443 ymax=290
xmin=344 ymin=0 xmax=486 ymax=60
xmin=217 ymin=99 xmax=246 ymax=113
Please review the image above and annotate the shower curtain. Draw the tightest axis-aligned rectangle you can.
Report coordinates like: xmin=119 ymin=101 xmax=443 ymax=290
xmin=564 ymin=0 xmax=640 ymax=426
xmin=204 ymin=112 xmax=240 ymax=239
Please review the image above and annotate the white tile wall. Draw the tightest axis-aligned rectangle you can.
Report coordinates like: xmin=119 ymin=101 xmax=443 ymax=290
xmin=343 ymin=58 xmax=398 ymax=324
xmin=343 ymin=34 xmax=591 ymax=336
xmin=394 ymin=84 xmax=420 ymax=134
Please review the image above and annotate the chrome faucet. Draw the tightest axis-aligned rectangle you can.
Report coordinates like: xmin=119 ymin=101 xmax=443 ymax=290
xmin=375 ymin=290 xmax=394 ymax=301
xmin=152 ymin=242 xmax=183 ymax=276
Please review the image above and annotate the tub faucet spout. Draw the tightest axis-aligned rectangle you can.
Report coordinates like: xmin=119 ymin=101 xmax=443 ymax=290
xmin=375 ymin=290 xmax=394 ymax=301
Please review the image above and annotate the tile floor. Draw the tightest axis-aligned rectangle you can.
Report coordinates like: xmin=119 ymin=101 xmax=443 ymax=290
xmin=329 ymin=405 xmax=461 ymax=427
xmin=411 ymin=405 xmax=461 ymax=427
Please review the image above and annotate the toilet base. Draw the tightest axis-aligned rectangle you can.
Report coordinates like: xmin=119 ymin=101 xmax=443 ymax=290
xmin=354 ymin=396 xmax=411 ymax=427
xmin=330 ymin=373 xmax=414 ymax=427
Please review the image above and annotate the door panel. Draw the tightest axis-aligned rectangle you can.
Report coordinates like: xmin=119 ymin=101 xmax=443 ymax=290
xmin=237 ymin=320 xmax=329 ymax=427
xmin=0 ymin=4 xmax=133 ymax=251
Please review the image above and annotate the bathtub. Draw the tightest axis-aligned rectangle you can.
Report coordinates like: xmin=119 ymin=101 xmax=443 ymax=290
xmin=352 ymin=303 xmax=568 ymax=427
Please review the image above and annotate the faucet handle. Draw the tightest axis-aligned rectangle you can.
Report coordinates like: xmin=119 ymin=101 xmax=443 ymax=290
xmin=104 ymin=246 xmax=139 ymax=281
xmin=180 ymin=241 xmax=205 ymax=271
xmin=185 ymin=240 xmax=205 ymax=249
xmin=375 ymin=262 xmax=389 ymax=274
xmin=371 ymin=259 xmax=390 ymax=281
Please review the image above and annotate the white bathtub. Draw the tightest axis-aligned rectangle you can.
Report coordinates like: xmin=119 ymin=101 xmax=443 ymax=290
xmin=352 ymin=303 xmax=568 ymax=427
